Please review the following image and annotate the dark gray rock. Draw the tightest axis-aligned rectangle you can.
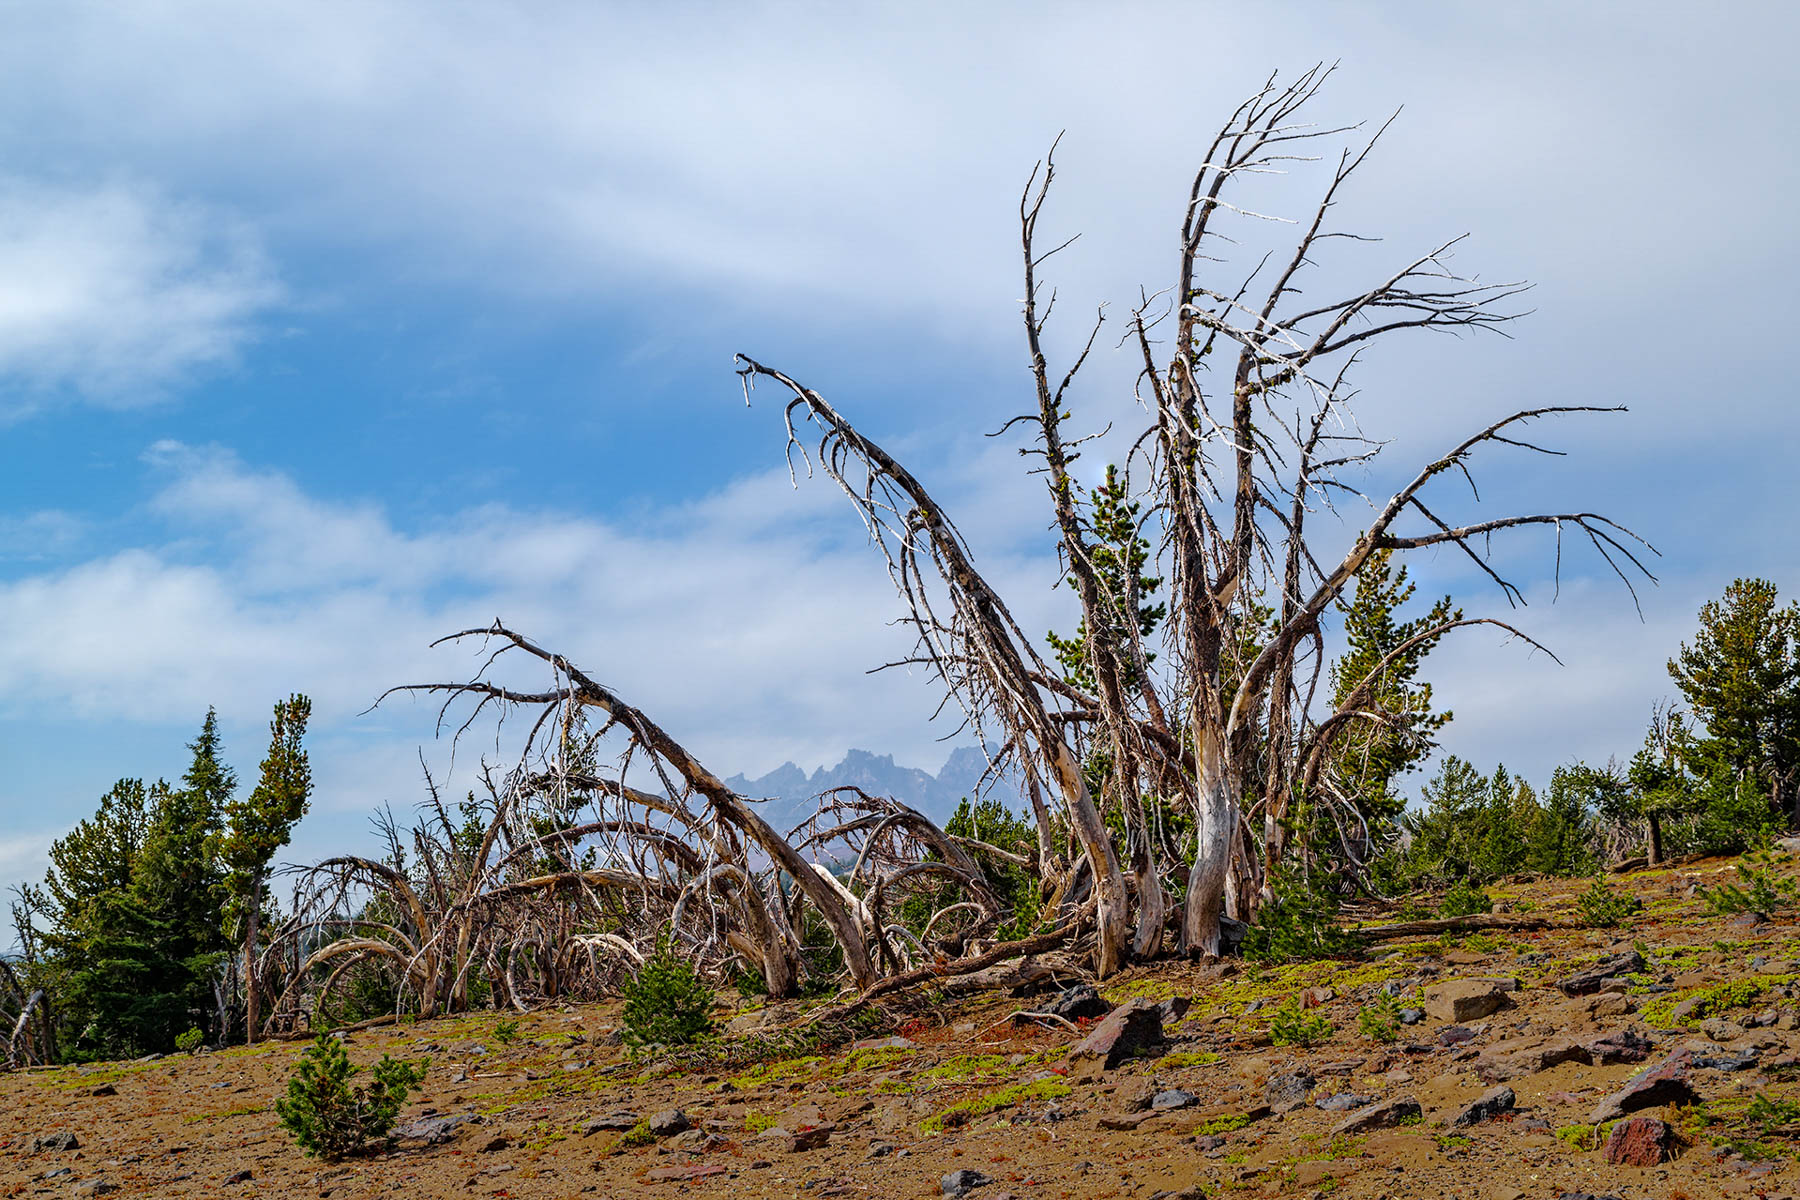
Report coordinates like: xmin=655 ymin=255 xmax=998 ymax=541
xmin=1446 ymin=1084 xmax=1515 ymax=1128
xmin=30 ymin=1132 xmax=79 ymax=1152
xmin=396 ymin=1113 xmax=481 ymax=1144
xmin=1041 ymin=984 xmax=1110 ymax=1021
xmin=1315 ymin=1093 xmax=1372 ymax=1112
xmin=1156 ymin=995 xmax=1194 ymax=1027
xmin=942 ymin=1168 xmax=995 ymax=1197
xmin=580 ymin=1110 xmax=641 ymax=1135
xmin=1265 ymin=1070 xmax=1315 ymax=1114
xmin=1556 ymin=950 xmax=1646 ymax=997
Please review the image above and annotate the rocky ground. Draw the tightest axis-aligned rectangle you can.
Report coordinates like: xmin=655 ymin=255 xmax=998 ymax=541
xmin=8 ymin=856 xmax=1800 ymax=1200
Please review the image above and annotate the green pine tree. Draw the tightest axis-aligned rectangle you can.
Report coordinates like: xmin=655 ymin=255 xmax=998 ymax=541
xmin=218 ymin=695 xmax=313 ymax=1044
xmin=1668 ymin=578 xmax=1800 ymax=822
xmin=131 ymin=709 xmax=235 ymax=1048
xmin=1327 ymin=549 xmax=1459 ymax=822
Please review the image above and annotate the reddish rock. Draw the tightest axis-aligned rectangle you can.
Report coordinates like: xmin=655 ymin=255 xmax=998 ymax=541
xmin=1330 ymin=1096 xmax=1421 ymax=1136
xmin=1604 ymin=1116 xmax=1674 ymax=1166
xmin=1476 ymin=1036 xmax=1589 ymax=1082
xmin=1589 ymin=1050 xmax=1699 ymax=1123
xmin=643 ymin=1164 xmax=730 ymax=1183
xmin=1070 ymin=998 xmax=1163 ymax=1070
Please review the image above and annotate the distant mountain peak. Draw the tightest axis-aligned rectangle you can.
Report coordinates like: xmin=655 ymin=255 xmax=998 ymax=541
xmin=724 ymin=745 xmax=1010 ymax=829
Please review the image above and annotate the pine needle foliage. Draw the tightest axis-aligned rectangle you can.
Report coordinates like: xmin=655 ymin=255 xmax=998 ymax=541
xmin=620 ymin=935 xmax=716 ymax=1052
xmin=275 ymin=1035 xmax=427 ymax=1161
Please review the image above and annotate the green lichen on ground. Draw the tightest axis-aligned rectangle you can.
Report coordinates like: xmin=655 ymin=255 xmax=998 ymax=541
xmin=726 ymin=1053 xmax=825 ymax=1090
xmin=919 ymin=1078 xmax=1071 ymax=1133
xmin=1640 ymin=975 xmax=1795 ymax=1028
xmin=1159 ymin=1050 xmax=1222 ymax=1069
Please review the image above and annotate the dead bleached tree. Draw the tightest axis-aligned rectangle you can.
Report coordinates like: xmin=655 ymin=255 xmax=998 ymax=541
xmin=737 ymin=64 xmax=1653 ymax=971
xmin=266 ymin=643 xmax=1014 ymax=1023
xmin=276 ymin=69 xmax=1652 ymax=1008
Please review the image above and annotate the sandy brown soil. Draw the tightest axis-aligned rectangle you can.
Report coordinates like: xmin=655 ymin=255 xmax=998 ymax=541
xmin=7 ymin=858 xmax=1800 ymax=1200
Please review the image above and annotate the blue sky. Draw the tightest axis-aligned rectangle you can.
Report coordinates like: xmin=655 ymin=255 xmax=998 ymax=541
xmin=2 ymin=1 xmax=1797 ymax=900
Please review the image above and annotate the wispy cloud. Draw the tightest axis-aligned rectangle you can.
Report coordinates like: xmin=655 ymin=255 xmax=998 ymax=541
xmin=0 ymin=177 xmax=279 ymax=413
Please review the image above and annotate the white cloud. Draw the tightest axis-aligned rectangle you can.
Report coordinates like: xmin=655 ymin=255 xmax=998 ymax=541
xmin=0 ymin=441 xmax=1069 ymax=788
xmin=0 ymin=177 xmax=278 ymax=411
xmin=0 ymin=432 xmax=1705 ymax=905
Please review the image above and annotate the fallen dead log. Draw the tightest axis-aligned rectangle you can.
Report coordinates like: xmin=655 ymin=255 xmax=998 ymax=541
xmin=1350 ymin=912 xmax=1565 ymax=941
xmin=859 ymin=919 xmax=1087 ymax=1001
xmin=938 ymin=950 xmax=1091 ymax=995
xmin=267 ymin=1011 xmax=409 ymax=1042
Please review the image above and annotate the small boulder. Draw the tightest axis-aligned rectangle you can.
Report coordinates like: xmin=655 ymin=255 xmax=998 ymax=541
xmin=1114 ymin=1079 xmax=1159 ymax=1112
xmin=30 ymin=1132 xmax=79 ymax=1153
xmin=581 ymin=1111 xmax=642 ymax=1135
xmin=1151 ymin=1089 xmax=1199 ymax=1111
xmin=786 ymin=1124 xmax=833 ymax=1152
xmin=222 ymin=1170 xmax=253 ymax=1185
xmin=1700 ymin=1017 xmax=1747 ymax=1042
xmin=1069 ymin=997 xmax=1163 ymax=1070
xmin=942 ymin=1168 xmax=995 ymax=1197
xmin=1423 ymin=978 xmax=1515 ymax=1023
xmin=89 ymin=1084 xmax=117 ymax=1097
xmin=1042 ymin=984 xmax=1111 ymax=1021
xmin=1446 ymin=1085 xmax=1515 ymax=1128
xmin=1588 ymin=1050 xmax=1699 ymax=1123
xmin=646 ymin=1109 xmax=691 ymax=1137
xmin=1265 ymin=1070 xmax=1315 ymax=1114
xmin=1556 ymin=950 xmax=1645 ymax=997
xmin=397 ymin=1113 xmax=480 ymax=1144
xmin=1315 ymin=1093 xmax=1371 ymax=1112
xmin=1156 ymin=995 xmax=1194 ymax=1026
xmin=1603 ymin=1115 xmax=1675 ymax=1166
xmin=1330 ymin=1096 xmax=1422 ymax=1136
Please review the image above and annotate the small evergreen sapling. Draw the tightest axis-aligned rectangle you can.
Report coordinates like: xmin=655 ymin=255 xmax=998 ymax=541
xmin=619 ymin=936 xmax=715 ymax=1051
xmin=1702 ymin=851 xmax=1800 ymax=917
xmin=1438 ymin=879 xmax=1493 ymax=918
xmin=276 ymin=1035 xmax=427 ymax=1161
xmin=1576 ymin=877 xmax=1641 ymax=928
xmin=1269 ymin=997 xmax=1334 ymax=1048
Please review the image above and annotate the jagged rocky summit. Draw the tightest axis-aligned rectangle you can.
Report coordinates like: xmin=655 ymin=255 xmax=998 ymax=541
xmin=724 ymin=746 xmax=1004 ymax=832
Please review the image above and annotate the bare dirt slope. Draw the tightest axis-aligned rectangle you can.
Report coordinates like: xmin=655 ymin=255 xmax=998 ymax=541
xmin=7 ymin=858 xmax=1800 ymax=1200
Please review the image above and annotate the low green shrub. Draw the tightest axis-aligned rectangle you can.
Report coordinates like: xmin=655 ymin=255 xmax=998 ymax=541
xmin=1355 ymin=993 xmax=1402 ymax=1043
xmin=275 ymin=1035 xmax=428 ymax=1161
xmin=492 ymin=1018 xmax=520 ymax=1045
xmin=620 ymin=935 xmax=716 ymax=1052
xmin=1243 ymin=863 xmax=1351 ymax=962
xmin=1438 ymin=879 xmax=1493 ymax=917
xmin=1702 ymin=852 xmax=1800 ymax=917
xmin=1576 ymin=877 xmax=1642 ymax=928
xmin=174 ymin=1027 xmax=205 ymax=1053
xmin=1269 ymin=998 xmax=1333 ymax=1048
